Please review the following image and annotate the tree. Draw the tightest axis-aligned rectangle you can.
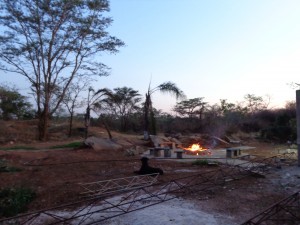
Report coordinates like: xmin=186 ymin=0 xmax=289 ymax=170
xmin=0 ymin=85 xmax=34 ymax=120
xmin=243 ymin=94 xmax=269 ymax=113
xmin=173 ymin=97 xmax=207 ymax=118
xmin=0 ymin=0 xmax=124 ymax=140
xmin=62 ymin=77 xmax=91 ymax=137
xmin=144 ymin=81 xmax=185 ymax=140
xmin=219 ymin=99 xmax=236 ymax=115
xmin=101 ymin=87 xmax=142 ymax=132
xmin=84 ymin=87 xmax=112 ymax=139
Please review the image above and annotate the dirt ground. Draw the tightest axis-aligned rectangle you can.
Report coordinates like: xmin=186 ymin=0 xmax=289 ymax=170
xmin=0 ymin=124 xmax=300 ymax=224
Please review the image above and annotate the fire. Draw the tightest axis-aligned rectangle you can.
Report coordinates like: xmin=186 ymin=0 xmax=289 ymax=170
xmin=184 ymin=143 xmax=206 ymax=151
xmin=183 ymin=143 xmax=211 ymax=156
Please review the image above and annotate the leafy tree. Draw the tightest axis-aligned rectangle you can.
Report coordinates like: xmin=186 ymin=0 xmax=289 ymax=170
xmin=0 ymin=0 xmax=124 ymax=140
xmin=173 ymin=97 xmax=207 ymax=118
xmin=243 ymin=94 xmax=269 ymax=113
xmin=0 ymin=85 xmax=34 ymax=120
xmin=219 ymin=99 xmax=236 ymax=115
xmin=144 ymin=82 xmax=185 ymax=140
xmin=101 ymin=87 xmax=142 ymax=132
xmin=84 ymin=87 xmax=112 ymax=139
xmin=259 ymin=102 xmax=296 ymax=142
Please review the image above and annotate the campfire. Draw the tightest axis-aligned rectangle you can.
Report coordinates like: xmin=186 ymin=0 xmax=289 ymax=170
xmin=183 ymin=143 xmax=211 ymax=156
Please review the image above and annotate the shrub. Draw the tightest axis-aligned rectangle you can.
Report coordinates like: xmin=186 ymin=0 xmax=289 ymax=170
xmin=0 ymin=187 xmax=36 ymax=217
xmin=260 ymin=126 xmax=295 ymax=142
xmin=50 ymin=141 xmax=83 ymax=149
xmin=192 ymin=159 xmax=219 ymax=166
xmin=192 ymin=159 xmax=209 ymax=166
xmin=0 ymin=160 xmax=21 ymax=173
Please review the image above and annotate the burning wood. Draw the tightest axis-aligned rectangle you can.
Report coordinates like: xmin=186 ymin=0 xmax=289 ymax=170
xmin=183 ymin=143 xmax=211 ymax=156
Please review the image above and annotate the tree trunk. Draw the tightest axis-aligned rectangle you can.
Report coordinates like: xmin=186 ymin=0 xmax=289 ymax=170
xmin=101 ymin=116 xmax=112 ymax=140
xmin=38 ymin=109 xmax=49 ymax=141
xmin=150 ymin=109 xmax=157 ymax=135
xmin=143 ymin=94 xmax=150 ymax=140
xmin=68 ymin=111 xmax=74 ymax=137
xmin=84 ymin=106 xmax=90 ymax=139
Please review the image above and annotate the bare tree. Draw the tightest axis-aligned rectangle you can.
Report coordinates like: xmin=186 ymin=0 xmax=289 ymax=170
xmin=62 ymin=77 xmax=91 ymax=137
xmin=0 ymin=0 xmax=124 ymax=140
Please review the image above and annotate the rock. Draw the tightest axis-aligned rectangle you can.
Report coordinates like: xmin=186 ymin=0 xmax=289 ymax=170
xmin=84 ymin=136 xmax=123 ymax=151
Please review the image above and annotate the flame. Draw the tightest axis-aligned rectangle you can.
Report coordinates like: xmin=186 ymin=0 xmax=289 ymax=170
xmin=184 ymin=143 xmax=206 ymax=152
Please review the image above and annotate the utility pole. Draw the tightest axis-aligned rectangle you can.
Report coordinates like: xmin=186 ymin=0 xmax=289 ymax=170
xmin=296 ymin=90 xmax=300 ymax=166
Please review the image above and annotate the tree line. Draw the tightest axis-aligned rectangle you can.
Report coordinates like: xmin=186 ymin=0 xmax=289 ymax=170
xmin=0 ymin=0 xmax=296 ymax=142
xmin=0 ymin=84 xmax=296 ymax=143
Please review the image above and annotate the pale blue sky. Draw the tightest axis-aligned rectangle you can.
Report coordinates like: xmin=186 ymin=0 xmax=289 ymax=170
xmin=100 ymin=0 xmax=300 ymax=111
xmin=1 ymin=0 xmax=300 ymax=113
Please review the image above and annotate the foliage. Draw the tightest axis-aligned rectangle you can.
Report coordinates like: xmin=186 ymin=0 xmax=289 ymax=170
xmin=0 ymin=85 xmax=34 ymax=120
xmin=0 ymin=159 xmax=22 ymax=173
xmin=173 ymin=97 xmax=207 ymax=118
xmin=0 ymin=187 xmax=36 ymax=217
xmin=259 ymin=105 xmax=296 ymax=142
xmin=62 ymin=77 xmax=91 ymax=137
xmin=0 ymin=146 xmax=36 ymax=151
xmin=191 ymin=159 xmax=218 ymax=166
xmin=260 ymin=126 xmax=294 ymax=142
xmin=243 ymin=94 xmax=269 ymax=113
xmin=192 ymin=159 xmax=209 ymax=166
xmin=80 ymin=90 xmax=296 ymax=144
xmin=84 ymin=87 xmax=114 ymax=138
xmin=144 ymin=81 xmax=185 ymax=139
xmin=99 ymin=87 xmax=142 ymax=132
xmin=50 ymin=141 xmax=83 ymax=149
xmin=0 ymin=0 xmax=124 ymax=140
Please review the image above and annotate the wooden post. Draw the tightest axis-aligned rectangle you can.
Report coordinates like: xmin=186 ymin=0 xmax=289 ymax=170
xmin=296 ymin=90 xmax=300 ymax=167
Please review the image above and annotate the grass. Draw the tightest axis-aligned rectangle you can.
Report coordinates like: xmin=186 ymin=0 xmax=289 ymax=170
xmin=0 ymin=166 xmax=22 ymax=173
xmin=192 ymin=159 xmax=209 ymax=166
xmin=0 ymin=160 xmax=22 ymax=173
xmin=0 ymin=146 xmax=36 ymax=151
xmin=49 ymin=141 xmax=83 ymax=149
xmin=0 ymin=187 xmax=36 ymax=217
xmin=192 ymin=159 xmax=219 ymax=166
xmin=0 ymin=141 xmax=83 ymax=151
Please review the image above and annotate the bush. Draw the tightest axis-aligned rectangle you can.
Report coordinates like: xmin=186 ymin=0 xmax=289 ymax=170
xmin=192 ymin=159 xmax=209 ymax=166
xmin=50 ymin=141 xmax=84 ymax=149
xmin=0 ymin=160 xmax=22 ymax=173
xmin=260 ymin=126 xmax=295 ymax=142
xmin=0 ymin=187 xmax=36 ymax=217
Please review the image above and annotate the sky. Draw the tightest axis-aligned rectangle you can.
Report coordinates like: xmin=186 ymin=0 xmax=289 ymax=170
xmin=1 ymin=0 xmax=300 ymax=113
xmin=100 ymin=0 xmax=300 ymax=112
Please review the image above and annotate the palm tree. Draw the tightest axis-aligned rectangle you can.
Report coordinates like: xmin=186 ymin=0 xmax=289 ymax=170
xmin=144 ymin=81 xmax=186 ymax=140
xmin=84 ymin=87 xmax=112 ymax=139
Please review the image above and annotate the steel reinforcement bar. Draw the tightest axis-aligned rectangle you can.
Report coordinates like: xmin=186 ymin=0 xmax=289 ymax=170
xmin=0 ymin=153 xmax=297 ymax=225
xmin=241 ymin=191 xmax=300 ymax=225
xmin=0 ymin=166 xmax=249 ymax=225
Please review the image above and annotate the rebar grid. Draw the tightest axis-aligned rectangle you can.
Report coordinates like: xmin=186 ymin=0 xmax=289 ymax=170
xmin=0 ymin=153 xmax=298 ymax=225
xmin=79 ymin=173 xmax=159 ymax=197
xmin=241 ymin=191 xmax=300 ymax=225
xmin=0 ymin=166 xmax=268 ymax=225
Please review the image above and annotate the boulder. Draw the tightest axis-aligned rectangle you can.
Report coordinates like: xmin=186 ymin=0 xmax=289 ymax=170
xmin=85 ymin=136 xmax=123 ymax=151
